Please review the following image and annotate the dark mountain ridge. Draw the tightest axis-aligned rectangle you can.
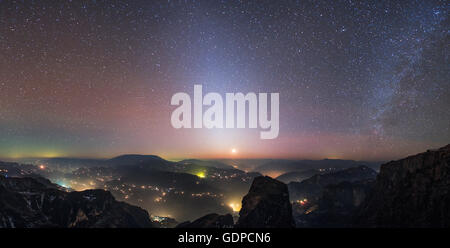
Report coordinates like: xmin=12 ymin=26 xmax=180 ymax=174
xmin=179 ymin=159 xmax=235 ymax=170
xmin=288 ymin=165 xmax=377 ymax=201
xmin=253 ymin=159 xmax=381 ymax=177
xmin=275 ymin=169 xmax=325 ymax=184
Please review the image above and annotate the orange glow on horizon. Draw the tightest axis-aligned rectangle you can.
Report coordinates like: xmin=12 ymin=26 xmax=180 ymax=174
xmin=229 ymin=202 xmax=241 ymax=212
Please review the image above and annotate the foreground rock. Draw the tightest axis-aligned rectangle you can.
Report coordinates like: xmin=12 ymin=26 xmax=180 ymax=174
xmin=0 ymin=175 xmax=154 ymax=228
xmin=235 ymin=176 xmax=294 ymax=228
xmin=176 ymin=213 xmax=234 ymax=228
xmin=356 ymin=145 xmax=450 ymax=227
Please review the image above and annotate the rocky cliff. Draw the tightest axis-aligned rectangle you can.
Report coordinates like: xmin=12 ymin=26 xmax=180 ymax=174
xmin=0 ymin=175 xmax=155 ymax=228
xmin=235 ymin=176 xmax=294 ymax=228
xmin=356 ymin=144 xmax=450 ymax=227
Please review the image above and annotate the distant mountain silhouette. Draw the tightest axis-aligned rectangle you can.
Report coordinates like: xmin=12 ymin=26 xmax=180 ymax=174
xmin=109 ymin=154 xmax=167 ymax=165
xmin=275 ymin=169 xmax=324 ymax=184
xmin=108 ymin=154 xmax=179 ymax=172
xmin=253 ymin=159 xmax=381 ymax=177
xmin=216 ymin=159 xmax=274 ymax=172
xmin=179 ymin=159 xmax=235 ymax=170
xmin=288 ymin=165 xmax=377 ymax=202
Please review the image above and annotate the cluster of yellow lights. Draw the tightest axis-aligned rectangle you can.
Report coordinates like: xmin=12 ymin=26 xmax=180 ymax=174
xmin=229 ymin=202 xmax=241 ymax=212
xmin=196 ymin=171 xmax=206 ymax=178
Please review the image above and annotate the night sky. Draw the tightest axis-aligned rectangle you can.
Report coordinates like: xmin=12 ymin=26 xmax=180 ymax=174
xmin=0 ymin=0 xmax=448 ymax=160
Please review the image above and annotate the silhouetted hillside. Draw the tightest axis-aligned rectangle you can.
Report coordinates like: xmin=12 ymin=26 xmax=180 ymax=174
xmin=253 ymin=159 xmax=381 ymax=177
xmin=276 ymin=169 xmax=324 ymax=184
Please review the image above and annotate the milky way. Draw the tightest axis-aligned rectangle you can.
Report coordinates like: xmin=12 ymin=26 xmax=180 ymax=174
xmin=0 ymin=0 xmax=448 ymax=160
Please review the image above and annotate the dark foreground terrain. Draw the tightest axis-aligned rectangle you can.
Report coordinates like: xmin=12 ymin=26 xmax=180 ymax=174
xmin=0 ymin=175 xmax=155 ymax=227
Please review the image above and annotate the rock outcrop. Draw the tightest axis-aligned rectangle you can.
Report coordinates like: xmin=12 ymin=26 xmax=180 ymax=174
xmin=235 ymin=176 xmax=294 ymax=228
xmin=356 ymin=145 xmax=450 ymax=227
xmin=0 ymin=175 xmax=154 ymax=228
